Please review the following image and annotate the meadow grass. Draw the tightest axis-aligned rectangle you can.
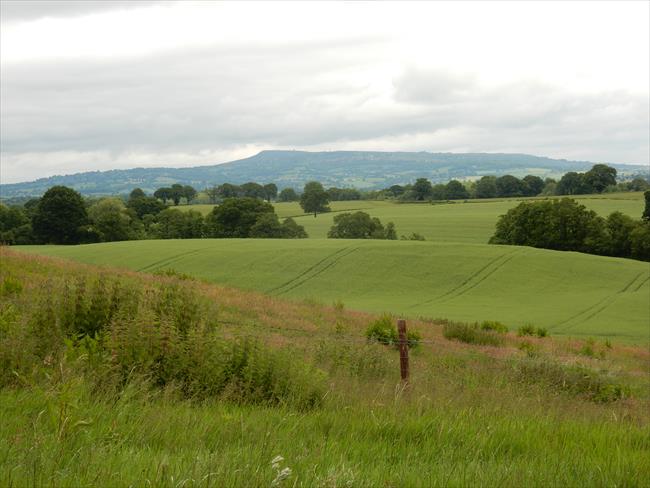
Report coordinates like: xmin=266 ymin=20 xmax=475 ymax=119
xmin=1 ymin=249 xmax=649 ymax=487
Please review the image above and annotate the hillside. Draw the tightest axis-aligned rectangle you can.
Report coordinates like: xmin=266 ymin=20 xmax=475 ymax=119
xmin=1 ymin=150 xmax=644 ymax=198
xmin=1 ymin=248 xmax=649 ymax=486
xmin=18 ymin=238 xmax=650 ymax=343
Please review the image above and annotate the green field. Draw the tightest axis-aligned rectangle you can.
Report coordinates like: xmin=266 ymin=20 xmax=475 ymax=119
xmin=1 ymin=248 xmax=649 ymax=486
xmin=188 ymin=192 xmax=646 ymax=242
xmin=18 ymin=237 xmax=650 ymax=343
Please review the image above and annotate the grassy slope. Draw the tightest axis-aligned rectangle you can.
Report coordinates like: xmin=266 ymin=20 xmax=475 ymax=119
xmin=17 ymin=238 xmax=650 ymax=343
xmin=1 ymin=249 xmax=649 ymax=487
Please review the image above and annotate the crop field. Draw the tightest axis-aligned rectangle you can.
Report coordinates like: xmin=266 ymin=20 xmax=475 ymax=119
xmin=1 ymin=248 xmax=649 ymax=486
xmin=187 ymin=192 xmax=646 ymax=242
xmin=17 ymin=237 xmax=650 ymax=343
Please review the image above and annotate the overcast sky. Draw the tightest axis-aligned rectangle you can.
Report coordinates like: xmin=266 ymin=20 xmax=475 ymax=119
xmin=1 ymin=0 xmax=648 ymax=184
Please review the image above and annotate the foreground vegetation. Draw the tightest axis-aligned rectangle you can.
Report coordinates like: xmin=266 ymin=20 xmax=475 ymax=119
xmin=1 ymin=249 xmax=649 ymax=486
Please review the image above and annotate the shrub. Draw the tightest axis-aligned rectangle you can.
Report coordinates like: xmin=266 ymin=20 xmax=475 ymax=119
xmin=514 ymin=357 xmax=629 ymax=403
xmin=536 ymin=327 xmax=548 ymax=338
xmin=365 ymin=315 xmax=420 ymax=348
xmin=443 ymin=322 xmax=504 ymax=346
xmin=400 ymin=232 xmax=426 ymax=241
xmin=518 ymin=324 xmax=536 ymax=336
xmin=480 ymin=320 xmax=508 ymax=333
xmin=0 ymin=276 xmax=23 ymax=296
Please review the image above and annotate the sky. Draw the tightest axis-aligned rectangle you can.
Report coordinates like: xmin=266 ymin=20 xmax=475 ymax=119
xmin=1 ymin=1 xmax=648 ymax=184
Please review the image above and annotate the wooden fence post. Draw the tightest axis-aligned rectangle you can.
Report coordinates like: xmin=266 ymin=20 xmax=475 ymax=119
xmin=397 ymin=319 xmax=409 ymax=384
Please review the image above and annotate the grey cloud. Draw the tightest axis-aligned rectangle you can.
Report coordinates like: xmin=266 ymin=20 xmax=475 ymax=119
xmin=0 ymin=1 xmax=167 ymax=23
xmin=1 ymin=41 xmax=648 ymax=180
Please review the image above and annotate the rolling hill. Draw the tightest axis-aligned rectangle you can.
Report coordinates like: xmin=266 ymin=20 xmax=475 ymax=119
xmin=1 ymin=149 xmax=645 ymax=198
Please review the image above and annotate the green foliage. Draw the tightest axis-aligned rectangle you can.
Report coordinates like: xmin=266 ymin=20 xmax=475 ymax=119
xmin=328 ymin=211 xmax=396 ymax=239
xmin=443 ymin=322 xmax=504 ymax=346
xmin=412 ymin=178 xmax=433 ymax=201
xmin=206 ymin=197 xmax=275 ymax=237
xmin=300 ymin=181 xmax=330 ymax=216
xmin=643 ymin=190 xmax=650 ymax=221
xmin=88 ymin=197 xmax=136 ymax=242
xmin=514 ymin=358 xmax=629 ymax=403
xmin=153 ymin=208 xmax=205 ymax=238
xmin=0 ymin=276 xmax=23 ymax=296
xmin=365 ymin=315 xmax=420 ymax=348
xmin=518 ymin=324 xmax=536 ymax=336
xmin=32 ymin=186 xmax=88 ymax=244
xmin=400 ymin=232 xmax=426 ymax=241
xmin=480 ymin=320 xmax=508 ymax=333
xmin=445 ymin=180 xmax=469 ymax=200
xmin=278 ymin=187 xmax=299 ymax=202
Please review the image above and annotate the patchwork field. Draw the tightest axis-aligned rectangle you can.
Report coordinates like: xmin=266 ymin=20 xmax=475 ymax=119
xmin=17 ymin=237 xmax=650 ymax=343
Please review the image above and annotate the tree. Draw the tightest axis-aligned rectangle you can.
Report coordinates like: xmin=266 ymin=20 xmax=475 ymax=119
xmin=604 ymin=211 xmax=636 ymax=257
xmin=556 ymin=172 xmax=586 ymax=195
xmin=206 ymin=197 xmax=275 ymax=237
xmin=183 ymin=185 xmax=197 ymax=204
xmin=32 ymin=186 xmax=88 ymax=244
xmin=475 ymin=176 xmax=497 ymax=199
xmin=522 ymin=175 xmax=545 ymax=196
xmin=249 ymin=214 xmax=307 ymax=238
xmin=263 ymin=183 xmax=278 ymax=202
xmin=240 ymin=182 xmax=266 ymax=199
xmin=630 ymin=222 xmax=650 ymax=261
xmin=170 ymin=184 xmax=185 ymax=206
xmin=129 ymin=188 xmax=146 ymax=200
xmin=278 ymin=188 xmax=299 ymax=202
xmin=445 ymin=180 xmax=469 ymax=200
xmin=386 ymin=185 xmax=405 ymax=197
xmin=88 ymin=198 xmax=134 ymax=242
xmin=495 ymin=175 xmax=524 ymax=197
xmin=206 ymin=186 xmax=220 ymax=204
xmin=300 ymin=181 xmax=330 ymax=216
xmin=154 ymin=187 xmax=172 ymax=204
xmin=327 ymin=211 xmax=396 ymax=239
xmin=489 ymin=198 xmax=605 ymax=252
xmin=217 ymin=183 xmax=242 ymax=199
xmin=154 ymin=209 xmax=205 ymax=239
xmin=412 ymin=178 xmax=433 ymax=201
xmin=0 ymin=204 xmax=33 ymax=244
xmin=643 ymin=190 xmax=650 ymax=221
xmin=583 ymin=164 xmax=617 ymax=194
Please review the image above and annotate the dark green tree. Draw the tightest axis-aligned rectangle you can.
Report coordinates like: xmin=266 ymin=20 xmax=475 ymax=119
xmin=643 ymin=190 xmax=650 ymax=221
xmin=206 ymin=197 xmax=275 ymax=237
xmin=88 ymin=198 xmax=135 ymax=242
xmin=583 ymin=164 xmax=617 ymax=193
xmin=327 ymin=211 xmax=395 ymax=239
xmin=412 ymin=178 xmax=433 ymax=201
xmin=495 ymin=175 xmax=524 ymax=197
xmin=445 ymin=180 xmax=469 ymax=200
xmin=183 ymin=185 xmax=197 ymax=204
xmin=556 ymin=172 xmax=586 ymax=195
xmin=475 ymin=176 xmax=497 ymax=199
xmin=278 ymin=188 xmax=299 ymax=202
xmin=32 ymin=186 xmax=88 ymax=244
xmin=217 ymin=183 xmax=242 ymax=199
xmin=300 ymin=181 xmax=330 ymax=216
xmin=522 ymin=175 xmax=545 ymax=196
xmin=154 ymin=187 xmax=172 ymax=204
xmin=263 ymin=183 xmax=278 ymax=202
xmin=170 ymin=184 xmax=185 ymax=206
xmin=240 ymin=182 xmax=266 ymax=199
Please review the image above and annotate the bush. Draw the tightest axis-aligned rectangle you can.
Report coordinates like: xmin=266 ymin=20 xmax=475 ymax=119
xmin=514 ymin=357 xmax=629 ymax=403
xmin=400 ymin=232 xmax=426 ymax=241
xmin=443 ymin=322 xmax=504 ymax=346
xmin=480 ymin=320 xmax=508 ymax=333
xmin=328 ymin=212 xmax=396 ymax=240
xmin=518 ymin=324 xmax=536 ymax=336
xmin=365 ymin=315 xmax=420 ymax=348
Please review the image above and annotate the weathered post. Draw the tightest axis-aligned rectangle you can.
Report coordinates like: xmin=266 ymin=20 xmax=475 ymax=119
xmin=397 ymin=319 xmax=409 ymax=384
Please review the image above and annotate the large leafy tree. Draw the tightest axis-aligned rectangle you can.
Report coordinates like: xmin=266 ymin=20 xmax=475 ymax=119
xmin=300 ymin=181 xmax=330 ymax=216
xmin=495 ymin=175 xmax=524 ymax=197
xmin=32 ymin=186 xmax=88 ymax=244
xmin=206 ymin=197 xmax=275 ymax=237
xmin=522 ymin=175 xmax=545 ymax=196
xmin=327 ymin=211 xmax=396 ymax=239
xmin=583 ymin=164 xmax=617 ymax=193
xmin=88 ymin=198 xmax=135 ymax=242
xmin=278 ymin=188 xmax=299 ymax=202
xmin=643 ymin=190 xmax=650 ymax=221
xmin=412 ymin=178 xmax=433 ymax=201
xmin=475 ymin=176 xmax=497 ymax=199
xmin=445 ymin=180 xmax=469 ymax=200
xmin=263 ymin=183 xmax=278 ymax=202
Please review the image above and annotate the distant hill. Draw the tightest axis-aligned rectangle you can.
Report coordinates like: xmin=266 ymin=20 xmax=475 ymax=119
xmin=0 ymin=150 xmax=644 ymax=198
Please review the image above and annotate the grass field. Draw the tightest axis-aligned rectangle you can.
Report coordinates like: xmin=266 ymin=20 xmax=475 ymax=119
xmin=17 ymin=238 xmax=650 ymax=343
xmin=1 ymin=249 xmax=649 ymax=486
xmin=186 ymin=192 xmax=646 ymax=242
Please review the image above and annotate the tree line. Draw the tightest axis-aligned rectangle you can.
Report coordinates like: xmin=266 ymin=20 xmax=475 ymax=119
xmin=489 ymin=191 xmax=650 ymax=261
